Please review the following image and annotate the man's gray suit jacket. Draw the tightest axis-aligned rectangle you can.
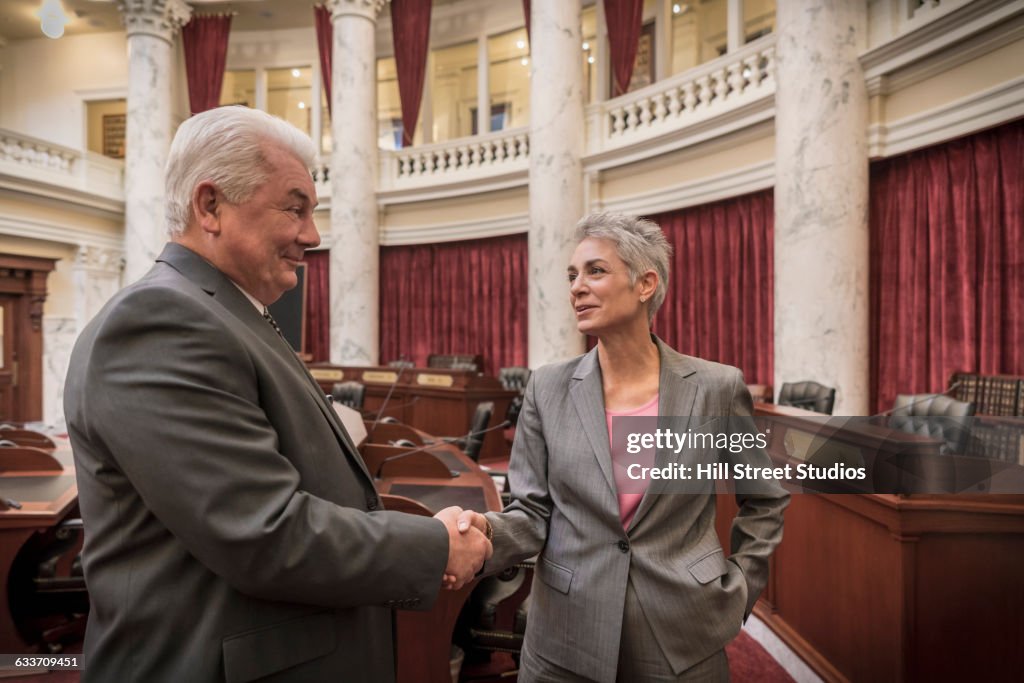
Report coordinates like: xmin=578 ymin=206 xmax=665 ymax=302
xmin=64 ymin=243 xmax=449 ymax=683
xmin=484 ymin=340 xmax=789 ymax=682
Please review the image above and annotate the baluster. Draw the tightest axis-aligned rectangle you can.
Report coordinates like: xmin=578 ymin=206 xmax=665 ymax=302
xmin=610 ymin=107 xmax=626 ymax=135
xmin=713 ymin=68 xmax=729 ymax=101
xmin=727 ymin=62 xmax=744 ymax=96
xmin=682 ymin=82 xmax=698 ymax=113
xmin=696 ymin=76 xmax=713 ymax=108
xmin=470 ymin=144 xmax=482 ymax=167
xmin=517 ymin=135 xmax=529 ymax=158
xmin=666 ymin=87 xmax=682 ymax=117
xmin=625 ymin=102 xmax=640 ymax=131
xmin=743 ymin=55 xmax=762 ymax=87
xmin=494 ymin=138 xmax=507 ymax=163
xmin=762 ymin=47 xmax=776 ymax=83
xmin=653 ymin=92 xmax=668 ymax=122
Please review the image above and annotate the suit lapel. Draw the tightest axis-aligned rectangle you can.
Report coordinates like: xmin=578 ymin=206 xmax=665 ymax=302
xmin=570 ymin=348 xmax=617 ymax=497
xmin=628 ymin=338 xmax=698 ymax=532
xmin=157 ymin=244 xmax=373 ymax=484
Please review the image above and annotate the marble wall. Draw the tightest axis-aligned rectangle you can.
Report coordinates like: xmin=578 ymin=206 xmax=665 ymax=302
xmin=42 ymin=316 xmax=76 ymax=432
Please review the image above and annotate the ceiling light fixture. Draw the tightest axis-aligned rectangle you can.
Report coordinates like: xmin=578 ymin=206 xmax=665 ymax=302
xmin=516 ymin=40 xmax=525 ymax=49
xmin=291 ymin=68 xmax=301 ymax=77
xmin=298 ymin=101 xmax=306 ymax=109
xmin=37 ymin=0 xmax=70 ymax=39
xmin=672 ymin=4 xmax=682 ymax=14
xmin=582 ymin=42 xmax=590 ymax=51
xmin=521 ymin=57 xmax=529 ymax=67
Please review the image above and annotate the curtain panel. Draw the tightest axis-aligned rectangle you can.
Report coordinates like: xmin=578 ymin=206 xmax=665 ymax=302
xmin=314 ymin=4 xmax=333 ymax=114
xmin=603 ymin=0 xmax=644 ymax=96
xmin=181 ymin=14 xmax=232 ymax=115
xmin=391 ymin=0 xmax=432 ymax=147
xmin=303 ymin=250 xmax=330 ymax=363
xmin=647 ymin=190 xmax=775 ymax=386
xmin=379 ymin=234 xmax=528 ymax=375
xmin=869 ymin=119 xmax=1024 ymax=412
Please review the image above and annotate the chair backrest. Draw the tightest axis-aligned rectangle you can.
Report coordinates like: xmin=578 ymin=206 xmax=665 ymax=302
xmin=427 ymin=353 xmax=483 ymax=372
xmin=330 ymin=381 xmax=366 ymax=410
xmin=778 ymin=381 xmax=837 ymax=415
xmin=464 ymin=401 xmax=494 ymax=462
xmin=890 ymin=394 xmax=976 ymax=454
xmin=498 ymin=367 xmax=531 ymax=392
xmin=387 ymin=359 xmax=415 ymax=369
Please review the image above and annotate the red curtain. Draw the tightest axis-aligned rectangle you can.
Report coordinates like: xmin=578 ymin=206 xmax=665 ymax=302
xmin=522 ymin=0 xmax=531 ymax=44
xmin=603 ymin=0 xmax=644 ymax=96
xmin=391 ymin=0 xmax=432 ymax=147
xmin=303 ymin=250 xmax=330 ymax=363
xmin=181 ymin=14 xmax=232 ymax=115
xmin=647 ymin=190 xmax=775 ymax=385
xmin=314 ymin=5 xmax=332 ymax=115
xmin=869 ymin=120 xmax=1024 ymax=412
xmin=379 ymin=234 xmax=528 ymax=375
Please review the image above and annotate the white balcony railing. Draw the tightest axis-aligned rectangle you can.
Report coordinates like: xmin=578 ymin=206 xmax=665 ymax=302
xmin=0 ymin=130 xmax=124 ymax=202
xmin=380 ymin=126 xmax=531 ymax=192
xmin=588 ymin=37 xmax=776 ymax=155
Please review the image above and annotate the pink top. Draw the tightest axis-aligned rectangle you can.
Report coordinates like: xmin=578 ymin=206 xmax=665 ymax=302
xmin=606 ymin=394 xmax=659 ymax=529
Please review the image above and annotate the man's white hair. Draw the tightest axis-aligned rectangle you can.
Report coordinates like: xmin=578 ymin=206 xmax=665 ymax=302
xmin=164 ymin=106 xmax=317 ymax=236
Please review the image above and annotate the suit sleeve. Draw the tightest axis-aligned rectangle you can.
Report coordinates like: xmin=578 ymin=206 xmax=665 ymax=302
xmin=725 ymin=369 xmax=790 ymax=618
xmin=481 ymin=373 xmax=550 ymax=573
xmin=77 ymin=286 xmax=448 ymax=610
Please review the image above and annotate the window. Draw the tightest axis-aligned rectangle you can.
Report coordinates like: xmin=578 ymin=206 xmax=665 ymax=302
xmin=378 ymin=57 xmax=402 ymax=149
xmin=219 ymin=70 xmax=255 ymax=107
xmin=671 ymin=0 xmax=727 ymax=74
xmin=743 ymin=0 xmax=776 ymax=42
xmin=86 ymin=99 xmax=126 ymax=159
xmin=266 ymin=67 xmax=313 ymax=137
xmin=488 ymin=28 xmax=531 ymax=131
xmin=431 ymin=40 xmax=478 ymax=143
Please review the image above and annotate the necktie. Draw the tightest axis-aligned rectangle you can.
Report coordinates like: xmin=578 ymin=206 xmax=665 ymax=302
xmin=263 ymin=309 xmax=284 ymax=337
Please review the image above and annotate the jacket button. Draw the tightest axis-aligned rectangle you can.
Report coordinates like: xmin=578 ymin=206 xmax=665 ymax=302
xmin=618 ymin=540 xmax=630 ymax=553
xmin=367 ymin=498 xmax=379 ymax=510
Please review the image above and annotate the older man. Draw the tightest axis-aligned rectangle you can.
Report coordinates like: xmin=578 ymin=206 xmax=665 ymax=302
xmin=64 ymin=106 xmax=491 ymax=682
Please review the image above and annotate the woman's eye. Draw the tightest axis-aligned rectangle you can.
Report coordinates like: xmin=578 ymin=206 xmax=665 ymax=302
xmin=567 ymin=273 xmax=577 ymax=282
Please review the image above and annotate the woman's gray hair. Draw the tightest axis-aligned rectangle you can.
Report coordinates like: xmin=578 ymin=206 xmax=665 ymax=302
xmin=164 ymin=106 xmax=317 ymax=236
xmin=575 ymin=212 xmax=673 ymax=322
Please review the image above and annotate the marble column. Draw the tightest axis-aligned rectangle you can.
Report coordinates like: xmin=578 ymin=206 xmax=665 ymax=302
xmin=120 ymin=0 xmax=190 ymax=285
xmin=327 ymin=0 xmax=388 ymax=365
xmin=774 ymin=0 xmax=869 ymax=414
xmin=528 ymin=0 xmax=586 ymax=367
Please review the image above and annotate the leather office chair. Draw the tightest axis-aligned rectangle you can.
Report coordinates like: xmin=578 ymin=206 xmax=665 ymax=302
xmin=778 ymin=381 xmax=837 ymax=414
xmin=330 ymin=381 xmax=366 ymax=410
xmin=890 ymin=394 xmax=975 ymax=455
xmin=457 ymin=561 xmax=534 ymax=676
xmin=454 ymin=402 xmax=494 ymax=462
xmin=498 ymin=367 xmax=531 ymax=426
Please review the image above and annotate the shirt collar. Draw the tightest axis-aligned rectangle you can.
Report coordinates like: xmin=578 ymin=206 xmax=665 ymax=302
xmin=229 ymin=280 xmax=265 ymax=313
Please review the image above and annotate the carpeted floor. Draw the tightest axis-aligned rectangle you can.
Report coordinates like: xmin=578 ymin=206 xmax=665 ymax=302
xmin=1 ymin=629 xmax=794 ymax=682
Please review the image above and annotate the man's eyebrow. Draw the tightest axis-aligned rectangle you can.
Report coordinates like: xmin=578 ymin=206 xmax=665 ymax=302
xmin=288 ymin=188 xmax=318 ymax=208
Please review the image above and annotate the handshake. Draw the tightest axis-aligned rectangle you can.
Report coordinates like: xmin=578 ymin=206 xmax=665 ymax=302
xmin=433 ymin=506 xmax=493 ymax=590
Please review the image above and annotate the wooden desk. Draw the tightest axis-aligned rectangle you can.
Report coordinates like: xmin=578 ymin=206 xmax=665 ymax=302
xmin=716 ymin=403 xmax=1024 ymax=682
xmin=360 ymin=425 xmax=500 ymax=683
xmin=311 ymin=364 xmax=518 ymax=461
xmin=0 ymin=439 xmax=78 ymax=653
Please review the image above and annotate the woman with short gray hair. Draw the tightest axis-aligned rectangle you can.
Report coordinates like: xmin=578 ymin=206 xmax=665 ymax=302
xmin=464 ymin=211 xmax=789 ymax=681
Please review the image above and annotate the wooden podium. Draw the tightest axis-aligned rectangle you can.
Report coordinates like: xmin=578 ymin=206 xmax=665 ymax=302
xmin=716 ymin=403 xmax=1024 ymax=682
xmin=310 ymin=364 xmax=518 ymax=461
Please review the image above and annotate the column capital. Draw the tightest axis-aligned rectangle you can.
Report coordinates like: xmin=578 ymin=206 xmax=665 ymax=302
xmin=326 ymin=0 xmax=390 ymax=23
xmin=118 ymin=0 xmax=191 ymax=43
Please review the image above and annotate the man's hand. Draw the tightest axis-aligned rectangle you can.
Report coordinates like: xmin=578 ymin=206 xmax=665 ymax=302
xmin=434 ymin=506 xmax=492 ymax=590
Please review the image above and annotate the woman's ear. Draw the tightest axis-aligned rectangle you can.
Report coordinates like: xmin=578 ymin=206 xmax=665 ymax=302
xmin=192 ymin=181 xmax=221 ymax=235
xmin=638 ymin=270 xmax=658 ymax=302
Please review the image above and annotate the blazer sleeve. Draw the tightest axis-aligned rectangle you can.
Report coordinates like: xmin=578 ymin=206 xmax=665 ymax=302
xmin=725 ymin=369 xmax=790 ymax=618
xmin=76 ymin=286 xmax=449 ymax=610
xmin=481 ymin=373 xmax=551 ymax=573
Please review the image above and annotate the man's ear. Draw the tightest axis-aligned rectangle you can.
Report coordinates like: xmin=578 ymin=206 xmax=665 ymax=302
xmin=192 ymin=182 xmax=222 ymax=235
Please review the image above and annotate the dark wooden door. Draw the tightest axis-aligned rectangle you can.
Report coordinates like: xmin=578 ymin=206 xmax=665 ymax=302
xmin=0 ymin=294 xmax=15 ymax=422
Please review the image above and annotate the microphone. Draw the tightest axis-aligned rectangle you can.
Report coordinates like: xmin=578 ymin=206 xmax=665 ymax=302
xmin=375 ymin=420 xmax=512 ymax=478
xmin=875 ymin=380 xmax=963 ymax=417
xmin=368 ymin=356 xmax=410 ymax=437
